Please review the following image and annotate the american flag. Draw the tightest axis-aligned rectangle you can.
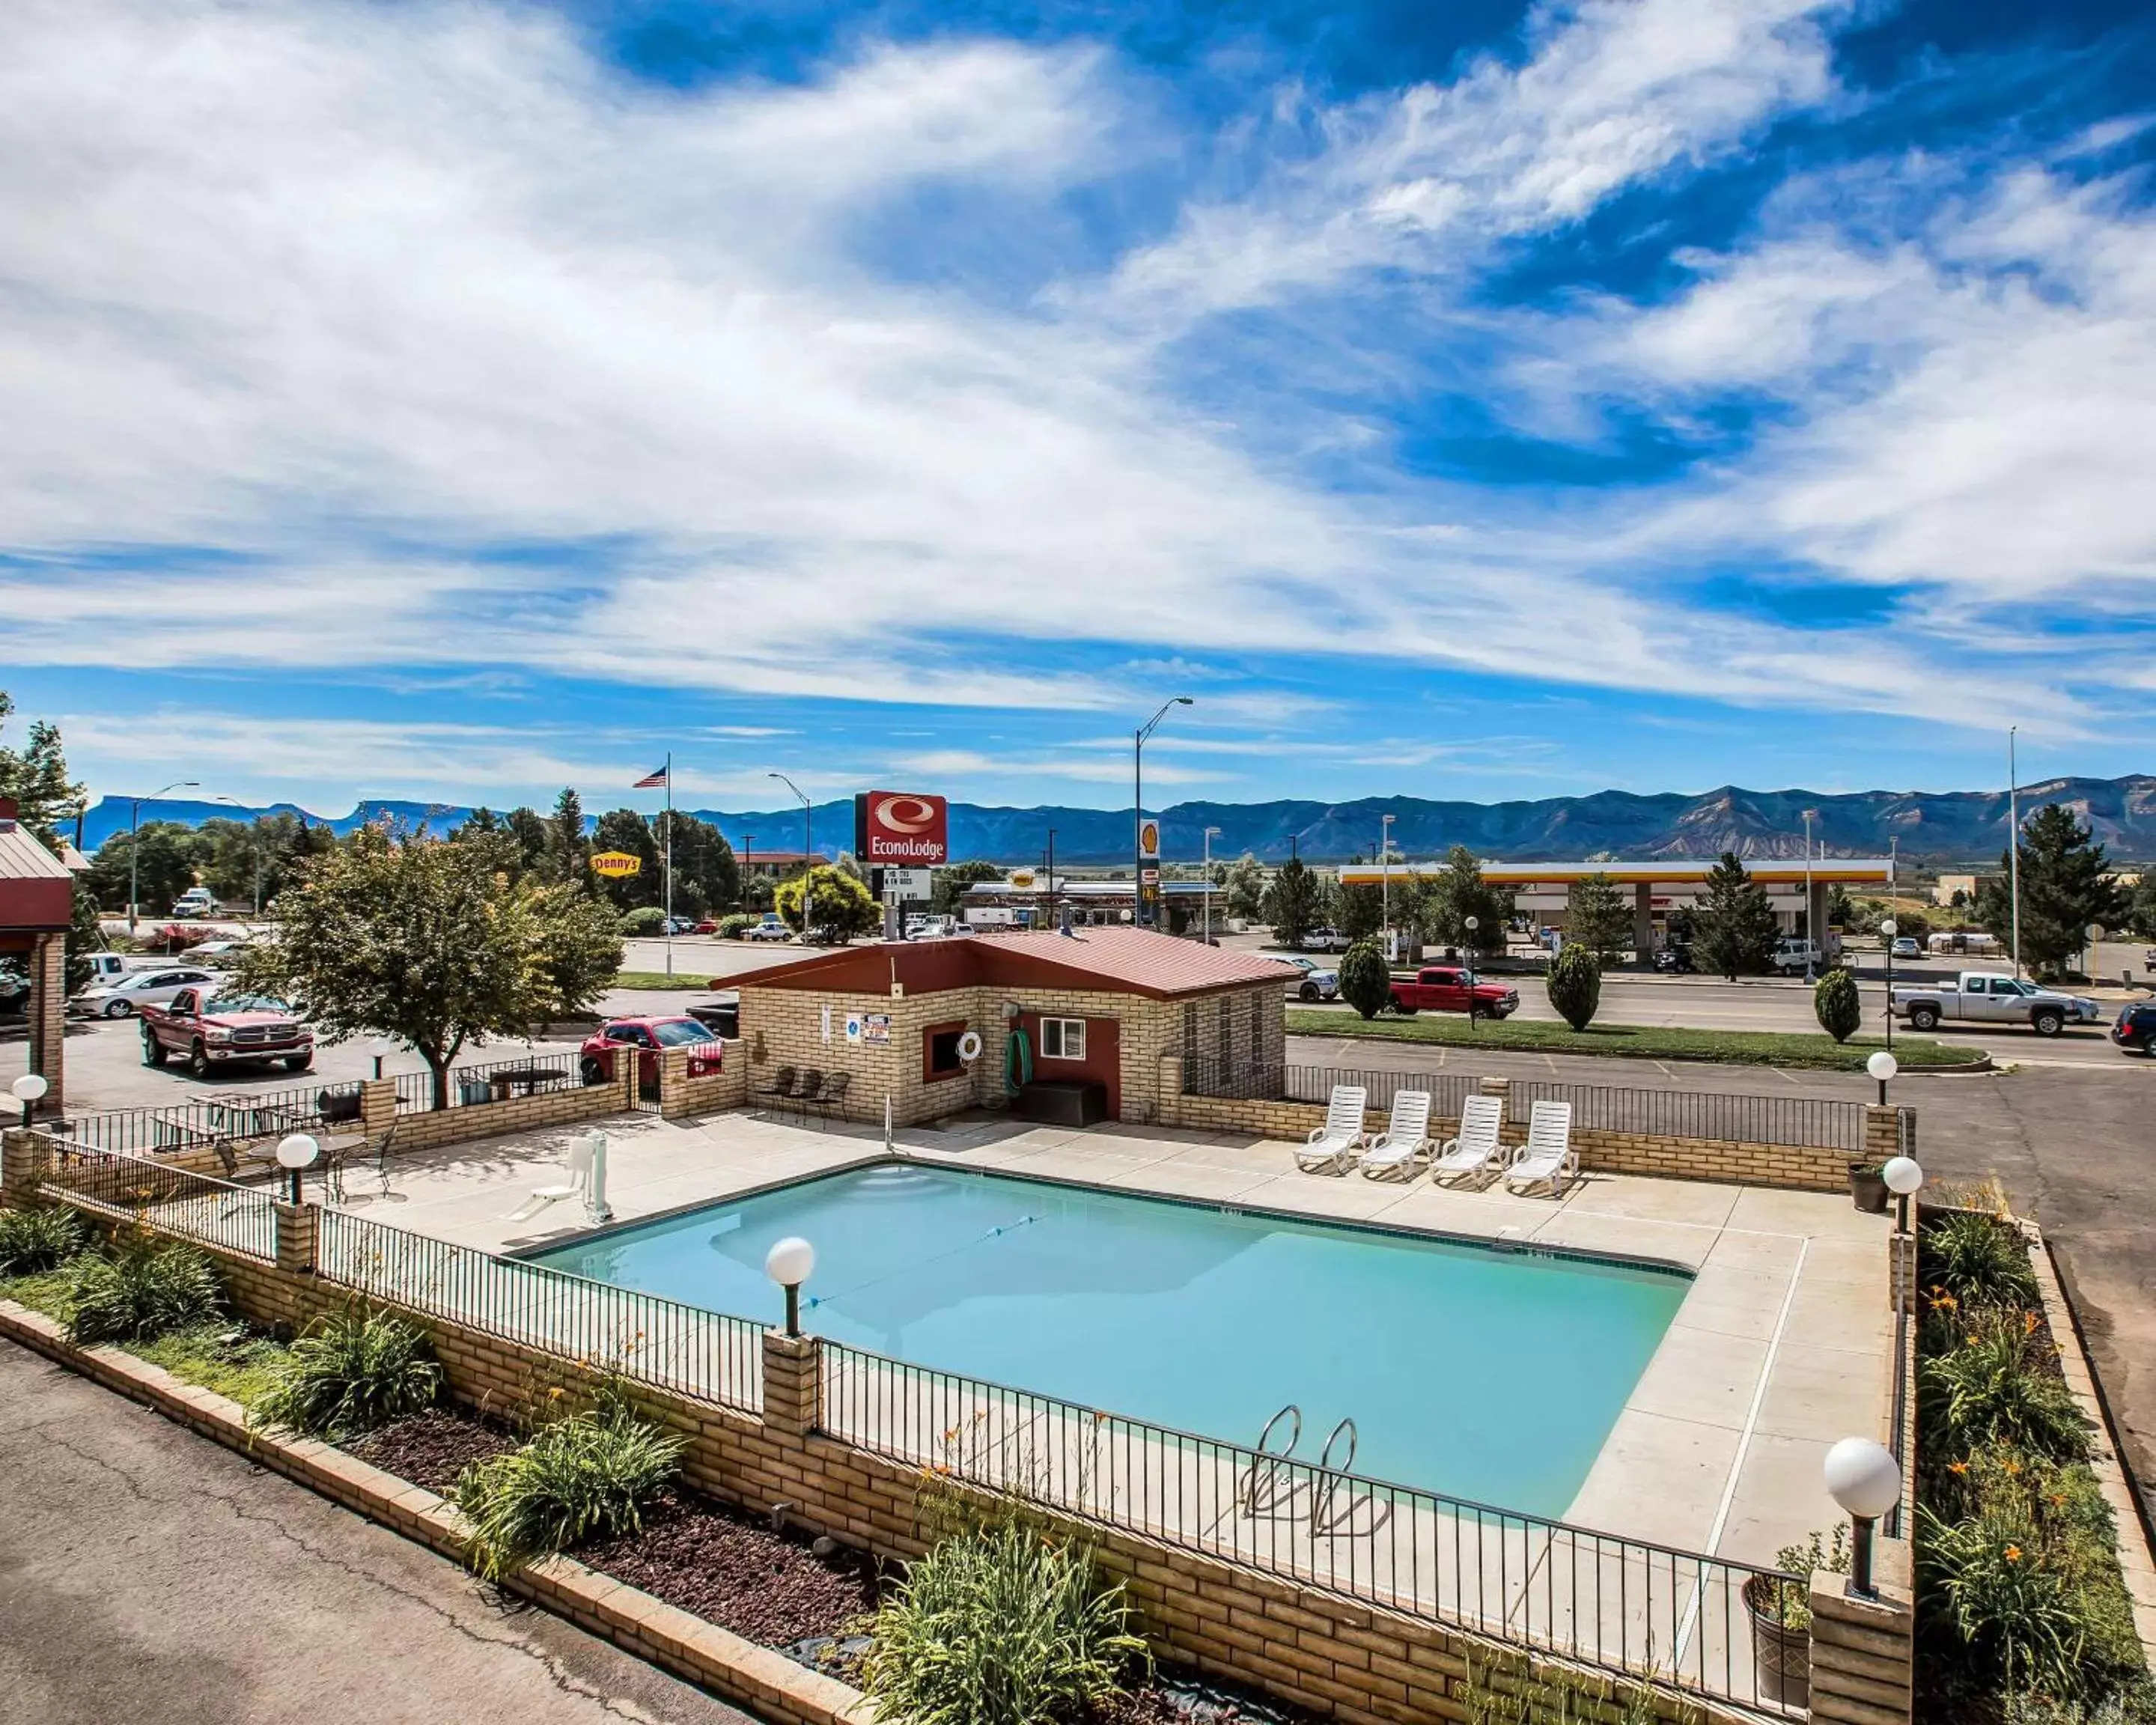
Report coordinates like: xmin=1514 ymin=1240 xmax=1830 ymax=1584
xmin=633 ymin=764 xmax=669 ymax=789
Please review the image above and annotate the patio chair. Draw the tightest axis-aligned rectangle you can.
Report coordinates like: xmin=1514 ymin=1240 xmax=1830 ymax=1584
xmin=757 ymin=1065 xmax=799 ymax=1110
xmin=791 ymin=1069 xmax=826 ymax=1121
xmin=508 ymin=1134 xmax=591 ymax=1222
xmin=1359 ymin=1090 xmax=1435 ymax=1181
xmin=1428 ymin=1095 xmax=1506 ymax=1187
xmin=1294 ymin=1086 xmax=1368 ymax=1175
xmin=1502 ymin=1101 xmax=1579 ymax=1198
xmin=808 ymin=1070 xmax=851 ymax=1128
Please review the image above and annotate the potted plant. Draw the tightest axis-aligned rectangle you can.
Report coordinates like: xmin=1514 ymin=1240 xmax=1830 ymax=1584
xmin=1848 ymin=1161 xmax=1889 ymax=1213
xmin=1742 ymin=1527 xmax=1848 ymax=1706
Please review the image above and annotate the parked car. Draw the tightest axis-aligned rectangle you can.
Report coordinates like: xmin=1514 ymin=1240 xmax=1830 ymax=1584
xmin=692 ymin=918 xmax=723 ymax=934
xmin=0 ymin=961 xmax=29 ymax=1014
xmin=138 ymin=985 xmax=313 ymax=1077
xmin=1889 ymin=937 xmax=1922 ymax=961
xmin=579 ymin=1016 xmax=725 ymax=1087
xmin=1387 ymin=966 xmax=1519 ymax=1019
xmin=1278 ymin=955 xmax=1339 ymax=1002
xmin=741 ymin=916 xmax=793 ymax=942
xmin=685 ymin=999 xmax=740 ymax=1039
xmin=1652 ymin=945 xmax=1694 ymax=974
xmin=1297 ymin=927 xmax=1345 ymax=953
xmin=69 ymin=966 xmax=217 ymax=1020
xmin=171 ymin=886 xmax=217 ymax=919
xmin=1770 ymin=938 xmax=1829 ymax=976
xmin=906 ymin=916 xmax=962 ymax=941
xmin=178 ymin=938 xmax=252 ymax=968
xmin=76 ymin=952 xmax=134 ymax=988
xmin=1889 ymin=971 xmax=2101 ymax=1037
xmin=2111 ymin=1001 xmax=2156 ymax=1056
xmin=659 ymin=916 xmax=698 ymax=936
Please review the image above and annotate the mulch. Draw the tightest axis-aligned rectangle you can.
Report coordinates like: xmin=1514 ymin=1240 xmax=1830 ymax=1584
xmin=1088 ymin=1667 xmax=1327 ymax=1725
xmin=577 ymin=1490 xmax=880 ymax=1647
xmin=346 ymin=1408 xmax=517 ymax=1495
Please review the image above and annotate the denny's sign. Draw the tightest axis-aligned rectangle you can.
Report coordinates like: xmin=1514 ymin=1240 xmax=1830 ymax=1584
xmin=855 ymin=791 xmax=948 ymax=867
xmin=589 ymin=851 xmax=643 ymax=879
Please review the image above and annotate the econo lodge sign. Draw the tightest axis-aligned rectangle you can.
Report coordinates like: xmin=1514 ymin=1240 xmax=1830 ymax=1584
xmin=854 ymin=791 xmax=948 ymax=866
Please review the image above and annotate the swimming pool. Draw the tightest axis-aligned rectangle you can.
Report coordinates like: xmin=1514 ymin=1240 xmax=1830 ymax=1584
xmin=530 ymin=1163 xmax=1688 ymax=1516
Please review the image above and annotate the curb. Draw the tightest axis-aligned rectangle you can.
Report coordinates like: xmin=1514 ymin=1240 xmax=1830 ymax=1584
xmin=0 ymin=1298 xmax=876 ymax=1725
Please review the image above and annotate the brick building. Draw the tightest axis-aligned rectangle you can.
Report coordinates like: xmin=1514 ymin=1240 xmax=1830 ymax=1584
xmin=734 ymin=926 xmax=1292 ymax=1127
xmin=0 ymin=798 xmax=75 ymax=1116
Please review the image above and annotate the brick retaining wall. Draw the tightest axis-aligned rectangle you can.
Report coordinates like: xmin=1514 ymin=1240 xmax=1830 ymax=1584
xmin=386 ymin=1063 xmax=636 ymax=1154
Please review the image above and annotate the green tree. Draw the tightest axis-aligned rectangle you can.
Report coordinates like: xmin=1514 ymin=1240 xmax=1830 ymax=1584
xmin=931 ymin=860 xmax=1002 ymax=915
xmin=657 ymin=814 xmax=740 ymax=916
xmin=1222 ymin=853 xmax=1266 ymax=921
xmin=1336 ymin=882 xmax=1384 ymax=944
xmin=1546 ymin=943 xmax=1601 ymax=1031
xmin=503 ymin=807 xmax=552 ymax=879
xmin=232 ymin=828 xmax=622 ymax=1109
xmin=1825 ymin=884 xmax=1857 ymax=930
xmin=546 ymin=788 xmax=588 ymax=886
xmin=590 ymin=809 xmax=663 ymax=910
xmin=0 ymin=692 xmax=85 ymax=845
xmin=1264 ymin=855 xmax=1319 ymax=947
xmin=2131 ymin=871 xmax=2156 ymax=939
xmin=1814 ymin=967 xmax=1862 ymax=1043
xmin=1973 ymin=803 xmax=2130 ymax=979
xmin=1422 ymin=846 xmax=1508 ymax=958
xmin=83 ymin=822 xmax=204 ymax=916
xmin=1565 ymin=871 xmax=1633 ymax=964
xmin=774 ymin=863 xmax=880 ymax=943
xmin=1691 ymin=852 xmax=1780 ymax=980
xmin=1336 ymin=939 xmax=1392 ymax=1020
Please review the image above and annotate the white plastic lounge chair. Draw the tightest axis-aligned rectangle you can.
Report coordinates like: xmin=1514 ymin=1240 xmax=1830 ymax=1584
xmin=1503 ymin=1100 xmax=1579 ymax=1197
xmin=508 ymin=1136 xmax=592 ymax=1221
xmin=1295 ymin=1085 xmax=1368 ymax=1174
xmin=1428 ymin=1094 xmax=1506 ymax=1187
xmin=1359 ymin=1090 xmax=1435 ymax=1181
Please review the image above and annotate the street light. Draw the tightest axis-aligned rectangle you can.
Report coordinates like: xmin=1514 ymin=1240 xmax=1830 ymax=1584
xmin=11 ymin=1073 xmax=48 ymax=1128
xmin=1202 ymin=826 xmax=1222 ymax=943
xmin=765 ymin=1235 xmax=816 ymax=1336
xmin=1802 ymin=809 xmax=1818 ymax=983
xmin=1884 ymin=1154 xmax=1923 ymax=1233
xmin=124 ymin=780 xmax=199 ymax=934
xmin=1133 ymin=697 xmax=1193 ymax=928
xmin=2086 ymin=922 xmax=2105 ymax=985
xmin=1824 ymin=1437 xmax=1903 ymax=1599
xmin=769 ymin=774 xmax=812 ymax=944
xmin=1464 ymin=915 xmax=1480 ymax=1027
xmin=210 ymin=795 xmax=264 ymax=916
xmin=1381 ymin=813 xmax=1395 ymax=957
xmin=2008 ymin=727 xmax=2022 ymax=980
xmin=1867 ymin=1048 xmax=1898 ymax=1110
xmin=1878 ymin=917 xmax=1898 ymax=1050
xmin=275 ymin=1131 xmax=319 ymax=1205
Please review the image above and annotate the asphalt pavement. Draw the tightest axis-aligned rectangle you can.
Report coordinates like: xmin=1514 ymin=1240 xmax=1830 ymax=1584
xmin=0 ymin=1345 xmax=751 ymax=1725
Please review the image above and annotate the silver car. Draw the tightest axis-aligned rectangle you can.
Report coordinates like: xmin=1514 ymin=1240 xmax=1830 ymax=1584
xmin=1281 ymin=956 xmax=1340 ymax=1002
xmin=69 ymin=966 xmax=217 ymax=1020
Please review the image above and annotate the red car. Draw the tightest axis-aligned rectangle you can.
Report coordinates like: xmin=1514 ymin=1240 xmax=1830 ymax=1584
xmin=140 ymin=985 xmax=314 ymax=1077
xmin=1387 ymin=965 xmax=1520 ymax=1020
xmin=579 ymin=1016 xmax=725 ymax=1087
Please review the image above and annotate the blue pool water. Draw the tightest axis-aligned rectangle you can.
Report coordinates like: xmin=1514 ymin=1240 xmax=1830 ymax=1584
xmin=530 ymin=1163 xmax=1687 ymax=1516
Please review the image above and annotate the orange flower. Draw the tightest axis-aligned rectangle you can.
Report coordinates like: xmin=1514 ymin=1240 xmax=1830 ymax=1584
xmin=2003 ymin=1545 xmax=2023 ymax=1563
xmin=2003 ymin=1458 xmax=2021 ymax=1476
xmin=1948 ymin=1461 xmax=1969 ymax=1476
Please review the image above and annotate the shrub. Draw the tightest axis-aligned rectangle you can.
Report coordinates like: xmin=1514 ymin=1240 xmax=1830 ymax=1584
xmin=1920 ymin=1501 xmax=2101 ymax=1702
xmin=865 ymin=1520 xmax=1147 ymax=1725
xmin=615 ymin=905 xmax=666 ymax=935
xmin=454 ymin=1383 xmax=683 ymax=1580
xmin=1922 ymin=1314 xmax=2091 ymax=1464
xmin=715 ymin=913 xmax=752 ymax=938
xmin=0 ymin=1203 xmax=91 ymax=1277
xmin=1336 ymin=939 xmax=1391 ymax=1020
xmin=67 ymin=1235 xmax=223 ymax=1344
xmin=1813 ymin=966 xmax=1863 ymax=1042
xmin=1923 ymin=1210 xmax=2041 ymax=1308
xmin=1546 ymin=943 xmax=1601 ymax=1032
xmin=1747 ymin=1524 xmax=1851 ymax=1634
xmin=251 ymin=1304 xmax=442 ymax=1440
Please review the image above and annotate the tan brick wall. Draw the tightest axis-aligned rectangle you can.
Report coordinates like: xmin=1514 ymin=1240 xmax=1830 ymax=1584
xmin=389 ymin=1062 xmax=636 ymax=1154
xmin=25 ymin=932 xmax=64 ymax=1116
xmin=657 ymin=1043 xmax=747 ymax=1119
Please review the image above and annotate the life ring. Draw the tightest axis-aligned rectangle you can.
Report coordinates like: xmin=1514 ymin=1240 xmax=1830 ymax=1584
xmin=955 ymin=1030 xmax=984 ymax=1063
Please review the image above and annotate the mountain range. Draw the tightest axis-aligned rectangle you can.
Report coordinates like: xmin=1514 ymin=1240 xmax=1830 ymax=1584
xmin=78 ymin=776 xmax=2156 ymax=864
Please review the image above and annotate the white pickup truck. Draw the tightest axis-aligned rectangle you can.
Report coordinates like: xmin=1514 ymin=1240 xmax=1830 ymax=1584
xmin=1890 ymin=970 xmax=2101 ymax=1038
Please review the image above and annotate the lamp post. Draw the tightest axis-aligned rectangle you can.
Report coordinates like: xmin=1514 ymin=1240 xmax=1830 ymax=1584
xmin=210 ymin=795 xmax=264 ymax=916
xmin=2008 ymin=726 xmax=2022 ymax=980
xmin=769 ymin=774 xmax=811 ymax=943
xmin=11 ymin=1073 xmax=48 ymax=1128
xmin=764 ymin=1235 xmax=816 ymax=1336
xmin=1202 ymin=825 xmax=1221 ymax=943
xmin=740 ymin=835 xmax=754 ymax=911
xmin=125 ymin=780 xmax=199 ymax=934
xmin=2086 ymin=922 xmax=2104 ymax=985
xmin=1868 ymin=1049 xmax=1897 ymax=1110
xmin=1878 ymin=917 xmax=1897 ymax=1050
xmin=1380 ymin=813 xmax=1395 ymax=957
xmin=275 ymin=1132 xmax=319 ymax=1206
xmin=1802 ymin=809 xmax=1818 ymax=982
xmin=1133 ymin=697 xmax=1193 ymax=928
xmin=1884 ymin=1154 xmax=1923 ymax=1234
xmin=1464 ymin=915 xmax=1480 ymax=1027
xmin=1824 ymin=1437 xmax=1903 ymax=1599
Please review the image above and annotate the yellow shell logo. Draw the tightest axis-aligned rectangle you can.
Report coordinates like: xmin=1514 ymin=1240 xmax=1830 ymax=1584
xmin=1008 ymin=869 xmax=1036 ymax=889
xmin=590 ymin=851 xmax=642 ymax=878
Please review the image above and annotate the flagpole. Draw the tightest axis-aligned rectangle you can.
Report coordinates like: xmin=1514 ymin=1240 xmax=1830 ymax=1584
xmin=663 ymin=752 xmax=674 ymax=979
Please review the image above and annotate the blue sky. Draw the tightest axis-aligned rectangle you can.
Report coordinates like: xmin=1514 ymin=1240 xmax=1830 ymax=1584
xmin=3 ymin=0 xmax=2152 ymax=817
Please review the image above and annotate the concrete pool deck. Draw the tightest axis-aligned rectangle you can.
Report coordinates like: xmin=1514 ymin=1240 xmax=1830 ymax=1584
xmin=330 ymin=1105 xmax=1892 ymax=1571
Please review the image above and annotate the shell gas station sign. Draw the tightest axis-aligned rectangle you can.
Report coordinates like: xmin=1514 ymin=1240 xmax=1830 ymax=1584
xmin=589 ymin=851 xmax=643 ymax=879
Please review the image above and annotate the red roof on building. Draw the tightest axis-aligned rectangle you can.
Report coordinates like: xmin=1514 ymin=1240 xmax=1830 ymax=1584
xmin=0 ymin=805 xmax=75 ymax=934
xmin=738 ymin=926 xmax=1297 ymax=1001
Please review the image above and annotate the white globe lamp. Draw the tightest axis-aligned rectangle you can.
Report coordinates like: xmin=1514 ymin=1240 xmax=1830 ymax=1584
xmin=765 ymin=1236 xmax=817 ymax=1336
xmin=275 ymin=1131 xmax=320 ymax=1205
xmin=1824 ymin=1437 xmax=1903 ymax=1598
xmin=1866 ymin=1048 xmax=1897 ymax=1107
xmin=1884 ymin=1154 xmax=1923 ymax=1231
xmin=11 ymin=1072 xmax=49 ymax=1127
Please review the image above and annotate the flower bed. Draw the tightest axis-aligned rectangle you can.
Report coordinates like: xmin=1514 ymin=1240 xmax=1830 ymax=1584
xmin=1913 ymin=1207 xmax=2152 ymax=1723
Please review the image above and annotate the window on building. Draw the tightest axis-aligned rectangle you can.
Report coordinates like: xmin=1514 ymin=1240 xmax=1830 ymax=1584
xmin=925 ymin=1023 xmax=967 ymax=1078
xmin=1040 ymin=1017 xmax=1086 ymax=1060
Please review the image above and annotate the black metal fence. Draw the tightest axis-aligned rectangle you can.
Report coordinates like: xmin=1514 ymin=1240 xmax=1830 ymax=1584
xmin=34 ymin=1137 xmax=279 ymax=1262
xmin=392 ymin=1053 xmax=585 ymax=1115
xmin=315 ymin=1209 xmax=763 ymax=1412
xmin=819 ymin=1342 xmax=1801 ymax=1715
xmin=1507 ymin=1081 xmax=1865 ymax=1151
xmin=48 ymin=1078 xmax=368 ymax=1160
xmin=1182 ymin=1057 xmax=1482 ymax=1123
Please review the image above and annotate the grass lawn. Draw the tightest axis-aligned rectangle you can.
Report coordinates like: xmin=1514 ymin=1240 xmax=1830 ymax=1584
xmin=1285 ymin=1008 xmax=1983 ymax=1071
xmin=0 ymin=1268 xmax=76 ymax=1321
xmin=1 ymin=1266 xmax=289 ymax=1407
xmin=612 ymin=970 xmax=720 ymax=991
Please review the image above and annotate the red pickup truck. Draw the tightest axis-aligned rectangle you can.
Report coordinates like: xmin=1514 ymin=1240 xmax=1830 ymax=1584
xmin=140 ymin=986 xmax=315 ymax=1078
xmin=1388 ymin=966 xmax=1520 ymax=1020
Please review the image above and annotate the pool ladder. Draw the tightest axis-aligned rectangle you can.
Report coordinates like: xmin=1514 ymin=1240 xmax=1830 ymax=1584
xmin=1239 ymin=1405 xmax=1376 ymax=1536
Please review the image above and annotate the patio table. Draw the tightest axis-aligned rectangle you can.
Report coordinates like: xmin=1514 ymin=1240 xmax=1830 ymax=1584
xmin=480 ymin=1064 xmax=573 ymax=1102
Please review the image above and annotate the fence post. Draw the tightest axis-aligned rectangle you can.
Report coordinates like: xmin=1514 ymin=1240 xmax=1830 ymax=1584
xmin=761 ymin=1329 xmax=822 ymax=1438
xmin=3 ymin=1126 xmax=51 ymax=1202
xmin=1862 ymin=1104 xmax=1914 ymax=1164
xmin=359 ymin=1077 xmax=398 ymax=1136
xmin=274 ymin=1201 xmax=319 ymax=1276
xmin=657 ymin=1047 xmax=691 ymax=1118
xmin=1806 ymin=1549 xmax=1914 ymax=1725
xmin=1479 ymin=1075 xmax=1510 ymax=1103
